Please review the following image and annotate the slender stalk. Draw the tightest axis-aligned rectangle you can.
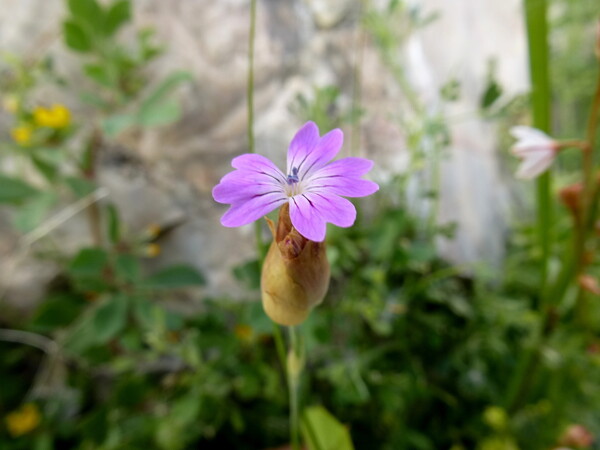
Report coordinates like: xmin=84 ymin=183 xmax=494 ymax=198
xmin=505 ymin=0 xmax=551 ymax=411
xmin=247 ymin=0 xmax=266 ymax=261
xmin=81 ymin=128 xmax=104 ymax=247
xmin=350 ymin=0 xmax=368 ymax=157
xmin=573 ymin=58 xmax=600 ymax=326
xmin=524 ymin=0 xmax=552 ymax=291
xmin=287 ymin=325 xmax=304 ymax=450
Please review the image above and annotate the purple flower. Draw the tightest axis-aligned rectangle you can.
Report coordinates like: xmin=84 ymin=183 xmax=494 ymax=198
xmin=212 ymin=121 xmax=379 ymax=242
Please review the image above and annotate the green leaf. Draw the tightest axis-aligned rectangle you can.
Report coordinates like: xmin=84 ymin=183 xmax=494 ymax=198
xmin=140 ymin=72 xmax=192 ymax=111
xmin=65 ymin=176 xmax=96 ymax=198
xmin=301 ymin=406 xmax=354 ymax=450
xmin=63 ymin=20 xmax=93 ymax=52
xmin=93 ymin=295 xmax=128 ymax=344
xmin=30 ymin=293 xmax=84 ymax=333
xmin=104 ymin=0 xmax=131 ymax=36
xmin=137 ymin=100 xmax=180 ymax=127
xmin=69 ymin=248 xmax=108 ymax=279
xmin=143 ymin=265 xmax=205 ymax=289
xmin=84 ymin=63 xmax=113 ymax=87
xmin=80 ymin=92 xmax=109 ymax=109
xmin=115 ymin=254 xmax=140 ymax=282
xmin=480 ymin=79 xmax=503 ymax=110
xmin=67 ymin=0 xmax=104 ymax=33
xmin=136 ymin=71 xmax=192 ymax=126
xmin=31 ymin=152 xmax=61 ymax=182
xmin=0 ymin=175 xmax=39 ymax=204
xmin=12 ymin=192 xmax=57 ymax=233
xmin=102 ymin=114 xmax=137 ymax=137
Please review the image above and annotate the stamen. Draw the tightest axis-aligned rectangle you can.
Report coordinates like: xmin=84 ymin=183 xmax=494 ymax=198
xmin=287 ymin=167 xmax=299 ymax=184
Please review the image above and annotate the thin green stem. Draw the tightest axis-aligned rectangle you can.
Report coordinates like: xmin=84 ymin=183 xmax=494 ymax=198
xmin=287 ymin=325 xmax=304 ymax=450
xmin=247 ymin=0 xmax=266 ymax=260
xmin=505 ymin=0 xmax=551 ymax=411
xmin=247 ymin=0 xmax=256 ymax=156
xmin=524 ymin=0 xmax=552 ymax=291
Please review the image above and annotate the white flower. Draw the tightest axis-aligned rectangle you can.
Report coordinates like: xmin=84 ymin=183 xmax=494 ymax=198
xmin=510 ymin=126 xmax=558 ymax=179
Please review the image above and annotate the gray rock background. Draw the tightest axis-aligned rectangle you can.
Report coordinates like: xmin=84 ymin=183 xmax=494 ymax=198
xmin=0 ymin=0 xmax=529 ymax=313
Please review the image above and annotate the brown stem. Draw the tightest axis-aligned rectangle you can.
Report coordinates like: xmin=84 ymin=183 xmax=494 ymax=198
xmin=572 ymin=61 xmax=600 ymax=327
xmin=85 ymin=129 xmax=104 ymax=247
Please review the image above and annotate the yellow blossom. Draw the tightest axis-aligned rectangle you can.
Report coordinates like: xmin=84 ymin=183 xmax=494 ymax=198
xmin=145 ymin=243 xmax=161 ymax=258
xmin=145 ymin=224 xmax=162 ymax=239
xmin=11 ymin=125 xmax=33 ymax=146
xmin=33 ymin=104 xmax=71 ymax=128
xmin=5 ymin=403 xmax=41 ymax=437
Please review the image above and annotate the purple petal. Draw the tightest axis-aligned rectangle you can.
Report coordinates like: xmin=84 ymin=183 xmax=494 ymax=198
xmin=287 ymin=122 xmax=320 ymax=175
xmin=306 ymin=177 xmax=379 ymax=198
xmin=304 ymin=192 xmax=356 ymax=227
xmin=288 ymin=195 xmax=327 ymax=242
xmin=231 ymin=154 xmax=286 ymax=184
xmin=221 ymin=192 xmax=287 ymax=227
xmin=212 ymin=170 xmax=285 ymax=204
xmin=308 ymin=157 xmax=374 ymax=179
xmin=296 ymin=128 xmax=344 ymax=180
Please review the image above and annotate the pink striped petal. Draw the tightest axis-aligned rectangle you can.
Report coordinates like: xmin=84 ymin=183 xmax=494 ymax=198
xmin=308 ymin=157 xmax=374 ymax=179
xmin=306 ymin=177 xmax=379 ymax=198
xmin=288 ymin=195 xmax=327 ymax=242
xmin=221 ymin=192 xmax=287 ymax=227
xmin=303 ymin=192 xmax=357 ymax=227
xmin=286 ymin=122 xmax=320 ymax=174
xmin=232 ymin=154 xmax=286 ymax=184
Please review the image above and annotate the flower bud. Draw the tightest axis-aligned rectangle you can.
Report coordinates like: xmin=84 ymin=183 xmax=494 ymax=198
xmin=261 ymin=203 xmax=330 ymax=326
xmin=559 ymin=183 xmax=583 ymax=220
xmin=559 ymin=424 xmax=594 ymax=448
xmin=578 ymin=274 xmax=600 ymax=296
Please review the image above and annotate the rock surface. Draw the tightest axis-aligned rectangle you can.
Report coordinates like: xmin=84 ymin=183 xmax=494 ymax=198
xmin=0 ymin=0 xmax=528 ymax=311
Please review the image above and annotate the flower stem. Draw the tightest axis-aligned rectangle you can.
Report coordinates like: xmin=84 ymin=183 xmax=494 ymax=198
xmin=287 ymin=325 xmax=304 ymax=450
xmin=505 ymin=0 xmax=551 ymax=411
xmin=572 ymin=53 xmax=600 ymax=327
xmin=247 ymin=0 xmax=266 ymax=260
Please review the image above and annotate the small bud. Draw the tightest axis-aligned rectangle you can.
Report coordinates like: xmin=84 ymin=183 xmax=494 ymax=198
xmin=145 ymin=224 xmax=162 ymax=240
xmin=261 ymin=204 xmax=330 ymax=326
xmin=559 ymin=424 xmax=594 ymax=448
xmin=145 ymin=243 xmax=161 ymax=258
xmin=578 ymin=274 xmax=600 ymax=296
xmin=559 ymin=183 xmax=583 ymax=220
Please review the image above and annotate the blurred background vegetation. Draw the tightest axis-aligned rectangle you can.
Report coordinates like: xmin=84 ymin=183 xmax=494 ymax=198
xmin=1 ymin=0 xmax=600 ymax=449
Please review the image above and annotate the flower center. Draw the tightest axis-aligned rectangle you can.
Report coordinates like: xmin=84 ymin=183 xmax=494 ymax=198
xmin=287 ymin=167 xmax=300 ymax=185
xmin=284 ymin=167 xmax=302 ymax=197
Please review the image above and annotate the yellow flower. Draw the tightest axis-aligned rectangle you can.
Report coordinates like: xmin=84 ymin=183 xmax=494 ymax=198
xmin=145 ymin=243 xmax=161 ymax=258
xmin=33 ymin=104 xmax=71 ymax=128
xmin=11 ymin=125 xmax=33 ymax=145
xmin=145 ymin=224 xmax=162 ymax=240
xmin=5 ymin=403 xmax=41 ymax=437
